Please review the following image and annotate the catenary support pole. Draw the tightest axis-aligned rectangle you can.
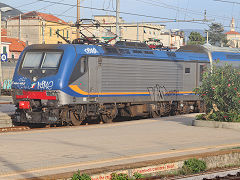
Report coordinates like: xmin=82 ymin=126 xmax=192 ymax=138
xmin=116 ymin=0 xmax=120 ymax=41
xmin=19 ymin=14 xmax=21 ymax=40
xmin=77 ymin=0 xmax=80 ymax=39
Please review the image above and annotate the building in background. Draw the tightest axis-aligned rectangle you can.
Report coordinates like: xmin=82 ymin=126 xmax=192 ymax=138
xmin=6 ymin=12 xmax=184 ymax=49
xmin=7 ymin=11 xmax=73 ymax=45
xmin=1 ymin=28 xmax=26 ymax=59
xmin=80 ymin=15 xmax=184 ymax=49
xmin=225 ymin=17 xmax=240 ymax=48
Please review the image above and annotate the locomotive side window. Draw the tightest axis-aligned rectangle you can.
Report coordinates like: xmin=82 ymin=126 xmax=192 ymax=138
xmin=41 ymin=52 xmax=62 ymax=69
xmin=185 ymin=68 xmax=190 ymax=73
xmin=80 ymin=57 xmax=86 ymax=73
xmin=22 ymin=52 xmax=43 ymax=68
xmin=69 ymin=56 xmax=87 ymax=84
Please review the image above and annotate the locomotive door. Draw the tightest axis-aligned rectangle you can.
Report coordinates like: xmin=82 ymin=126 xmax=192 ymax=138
xmin=88 ymin=56 xmax=102 ymax=99
xmin=198 ymin=63 xmax=207 ymax=86
xmin=183 ymin=62 xmax=197 ymax=91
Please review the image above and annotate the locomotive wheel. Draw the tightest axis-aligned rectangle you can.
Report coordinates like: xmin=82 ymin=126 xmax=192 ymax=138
xmin=100 ymin=106 xmax=118 ymax=123
xmin=100 ymin=114 xmax=114 ymax=123
xmin=150 ymin=110 xmax=161 ymax=118
xmin=70 ymin=111 xmax=84 ymax=126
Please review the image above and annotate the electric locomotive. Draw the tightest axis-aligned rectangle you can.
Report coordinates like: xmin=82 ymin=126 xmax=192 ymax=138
xmin=11 ymin=41 xmax=240 ymax=125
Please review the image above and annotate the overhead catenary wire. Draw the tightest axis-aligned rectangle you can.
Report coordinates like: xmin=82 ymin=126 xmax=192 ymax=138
xmin=213 ymin=0 xmax=240 ymax=5
xmin=36 ymin=0 xmax=65 ymax=12
xmin=12 ymin=0 xmax=239 ymax=30
xmin=15 ymin=0 xmax=40 ymax=8
xmin=6 ymin=0 xmax=240 ymax=33
xmin=135 ymin=0 xmax=240 ymax=23
xmin=36 ymin=0 xmax=177 ymax=21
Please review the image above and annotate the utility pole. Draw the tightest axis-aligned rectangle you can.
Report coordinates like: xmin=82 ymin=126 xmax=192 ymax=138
xmin=206 ymin=31 xmax=209 ymax=44
xmin=0 ymin=10 xmax=2 ymax=95
xmin=19 ymin=14 xmax=21 ymax=40
xmin=204 ymin=10 xmax=207 ymax=21
xmin=116 ymin=0 xmax=120 ymax=41
xmin=77 ymin=0 xmax=80 ymax=39
xmin=137 ymin=23 xmax=139 ymax=41
xmin=42 ymin=22 xmax=45 ymax=44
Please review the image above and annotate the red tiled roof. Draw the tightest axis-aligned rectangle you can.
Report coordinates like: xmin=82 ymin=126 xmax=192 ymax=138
xmin=225 ymin=31 xmax=240 ymax=35
xmin=10 ymin=11 xmax=68 ymax=25
xmin=1 ymin=37 xmax=26 ymax=52
xmin=1 ymin=29 xmax=7 ymax=36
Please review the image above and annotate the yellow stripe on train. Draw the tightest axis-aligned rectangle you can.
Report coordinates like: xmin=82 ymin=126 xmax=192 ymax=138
xmin=69 ymin=85 xmax=194 ymax=96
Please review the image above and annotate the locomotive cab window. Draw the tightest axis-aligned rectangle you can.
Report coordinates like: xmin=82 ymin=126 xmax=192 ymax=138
xmin=21 ymin=51 xmax=63 ymax=69
xmin=19 ymin=50 xmax=63 ymax=80
xmin=41 ymin=52 xmax=62 ymax=69
xmin=22 ymin=52 xmax=43 ymax=69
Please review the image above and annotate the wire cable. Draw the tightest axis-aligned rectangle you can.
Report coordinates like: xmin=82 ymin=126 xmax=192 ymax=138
xmin=15 ymin=0 xmax=40 ymax=8
xmin=36 ymin=0 xmax=177 ymax=21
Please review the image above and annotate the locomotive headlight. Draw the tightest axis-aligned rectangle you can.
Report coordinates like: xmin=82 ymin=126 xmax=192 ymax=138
xmin=33 ymin=77 xmax=37 ymax=82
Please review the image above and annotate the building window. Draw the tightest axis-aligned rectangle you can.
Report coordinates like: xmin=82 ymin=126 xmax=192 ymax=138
xmin=12 ymin=54 xmax=14 ymax=59
xmin=50 ymin=28 xmax=52 ymax=37
xmin=62 ymin=30 xmax=64 ymax=37
xmin=3 ymin=46 xmax=7 ymax=54
xmin=67 ymin=30 xmax=69 ymax=39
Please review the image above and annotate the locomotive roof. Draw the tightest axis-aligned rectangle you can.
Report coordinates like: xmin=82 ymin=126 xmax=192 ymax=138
xmin=177 ymin=44 xmax=240 ymax=54
xmin=24 ymin=43 xmax=210 ymax=62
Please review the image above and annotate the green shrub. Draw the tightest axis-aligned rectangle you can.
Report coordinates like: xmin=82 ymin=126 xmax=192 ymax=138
xmin=71 ymin=170 xmax=91 ymax=180
xmin=111 ymin=173 xmax=129 ymax=180
xmin=133 ymin=172 xmax=144 ymax=179
xmin=195 ymin=114 xmax=206 ymax=120
xmin=195 ymin=64 xmax=240 ymax=122
xmin=181 ymin=158 xmax=206 ymax=175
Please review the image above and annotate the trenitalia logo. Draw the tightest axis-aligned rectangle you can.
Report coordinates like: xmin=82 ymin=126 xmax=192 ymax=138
xmin=84 ymin=48 xmax=98 ymax=54
xmin=31 ymin=83 xmax=37 ymax=88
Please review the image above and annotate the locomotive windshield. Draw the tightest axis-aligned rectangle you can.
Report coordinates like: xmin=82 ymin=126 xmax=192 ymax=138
xmin=19 ymin=50 xmax=63 ymax=81
xmin=22 ymin=52 xmax=42 ymax=68
xmin=22 ymin=51 xmax=62 ymax=69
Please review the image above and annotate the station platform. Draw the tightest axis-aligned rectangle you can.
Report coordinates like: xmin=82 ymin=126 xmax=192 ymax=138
xmin=0 ymin=112 xmax=240 ymax=179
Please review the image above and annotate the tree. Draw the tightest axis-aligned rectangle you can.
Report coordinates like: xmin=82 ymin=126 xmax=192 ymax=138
xmin=187 ymin=32 xmax=205 ymax=45
xmin=208 ymin=23 xmax=228 ymax=46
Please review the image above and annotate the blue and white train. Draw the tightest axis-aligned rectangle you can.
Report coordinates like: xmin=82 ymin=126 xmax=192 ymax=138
xmin=11 ymin=41 xmax=240 ymax=125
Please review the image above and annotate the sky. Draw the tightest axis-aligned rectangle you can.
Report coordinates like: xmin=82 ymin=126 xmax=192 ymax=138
xmin=2 ymin=0 xmax=240 ymax=31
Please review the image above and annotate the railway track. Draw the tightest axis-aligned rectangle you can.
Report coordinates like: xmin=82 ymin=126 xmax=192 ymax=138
xmin=139 ymin=167 xmax=240 ymax=180
xmin=178 ymin=168 xmax=240 ymax=180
